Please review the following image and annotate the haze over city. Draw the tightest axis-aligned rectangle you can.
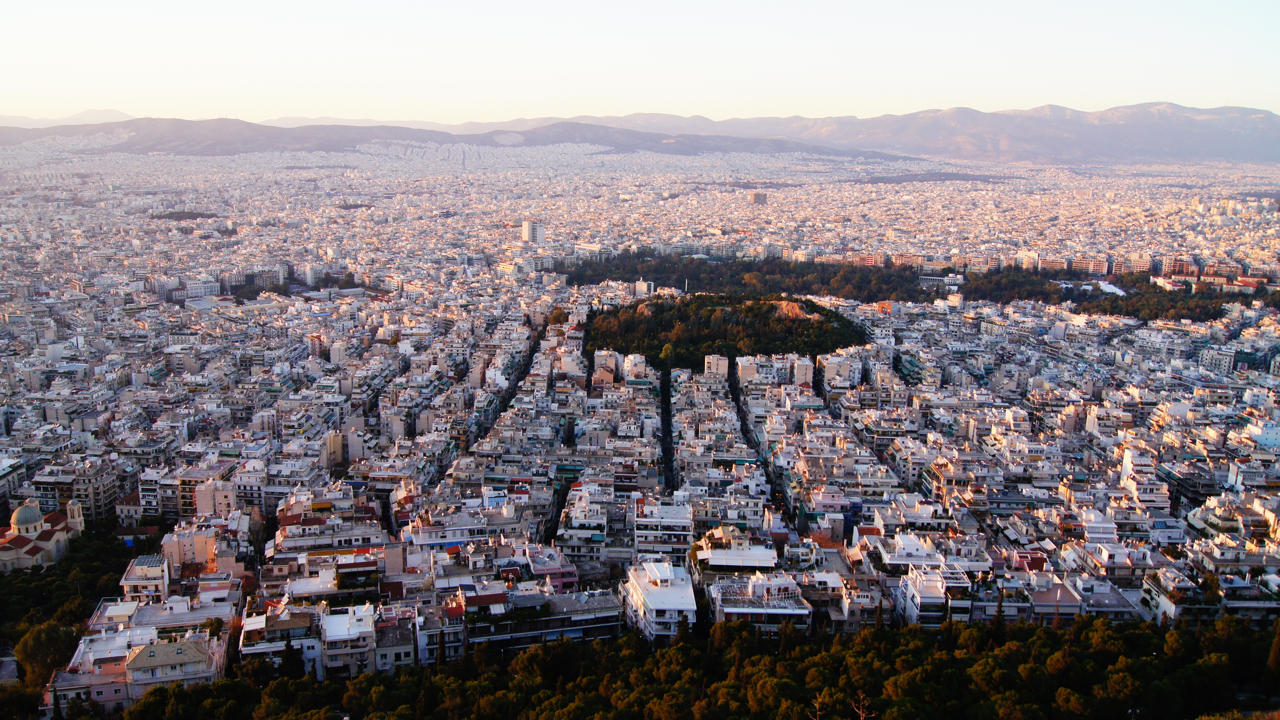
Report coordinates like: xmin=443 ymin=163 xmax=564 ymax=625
xmin=5 ymin=0 xmax=1280 ymax=122
xmin=2 ymin=3 xmax=1280 ymax=720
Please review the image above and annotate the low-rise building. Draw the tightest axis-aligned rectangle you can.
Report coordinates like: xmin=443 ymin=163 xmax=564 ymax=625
xmin=708 ymin=572 xmax=813 ymax=636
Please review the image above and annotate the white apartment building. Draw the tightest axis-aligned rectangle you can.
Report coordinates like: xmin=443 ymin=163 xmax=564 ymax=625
xmin=620 ymin=560 xmax=697 ymax=642
xmin=633 ymin=497 xmax=694 ymax=564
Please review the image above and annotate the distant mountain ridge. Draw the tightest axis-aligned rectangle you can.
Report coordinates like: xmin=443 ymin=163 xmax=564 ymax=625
xmin=2 ymin=103 xmax=1278 ymax=162
xmin=0 ymin=109 xmax=133 ymax=128
xmin=264 ymin=103 xmax=1280 ymax=163
xmin=0 ymin=117 xmax=897 ymax=159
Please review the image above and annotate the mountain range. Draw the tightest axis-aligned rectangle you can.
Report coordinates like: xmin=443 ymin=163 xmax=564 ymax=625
xmin=0 ymin=109 xmax=133 ymax=128
xmin=0 ymin=118 xmax=897 ymax=159
xmin=2 ymin=103 xmax=1278 ymax=163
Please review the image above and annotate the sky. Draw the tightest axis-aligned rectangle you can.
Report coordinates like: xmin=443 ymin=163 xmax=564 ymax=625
xmin=4 ymin=0 xmax=1278 ymax=123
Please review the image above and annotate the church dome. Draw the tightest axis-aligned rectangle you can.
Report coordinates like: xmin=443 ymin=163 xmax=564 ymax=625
xmin=11 ymin=500 xmax=43 ymax=533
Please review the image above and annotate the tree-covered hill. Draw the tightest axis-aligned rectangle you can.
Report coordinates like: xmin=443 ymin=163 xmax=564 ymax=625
xmin=585 ymin=294 xmax=866 ymax=369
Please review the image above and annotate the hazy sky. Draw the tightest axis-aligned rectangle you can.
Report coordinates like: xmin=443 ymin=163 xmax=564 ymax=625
xmin=5 ymin=0 xmax=1278 ymax=122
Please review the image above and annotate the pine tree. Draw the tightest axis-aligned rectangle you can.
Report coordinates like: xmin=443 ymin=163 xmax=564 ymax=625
xmin=1267 ymin=618 xmax=1280 ymax=688
xmin=280 ymin=638 xmax=305 ymax=678
xmin=675 ymin=615 xmax=691 ymax=645
xmin=992 ymin=588 xmax=1006 ymax=643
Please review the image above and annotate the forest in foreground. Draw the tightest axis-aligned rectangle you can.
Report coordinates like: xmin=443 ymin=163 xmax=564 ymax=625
xmin=12 ymin=616 xmax=1278 ymax=720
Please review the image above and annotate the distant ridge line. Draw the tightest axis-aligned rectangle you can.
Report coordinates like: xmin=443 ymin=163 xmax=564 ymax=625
xmin=0 ymin=117 xmax=901 ymax=160
xmin=1 ymin=102 xmax=1278 ymax=162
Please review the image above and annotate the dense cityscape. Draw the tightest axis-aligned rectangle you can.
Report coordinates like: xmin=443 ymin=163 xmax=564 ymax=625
xmin=1 ymin=126 xmax=1279 ymax=719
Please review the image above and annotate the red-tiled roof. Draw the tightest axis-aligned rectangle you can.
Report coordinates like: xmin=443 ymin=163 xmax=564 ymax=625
xmin=465 ymin=592 xmax=507 ymax=607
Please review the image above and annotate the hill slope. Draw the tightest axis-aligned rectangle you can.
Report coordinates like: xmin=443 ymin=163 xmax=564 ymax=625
xmin=586 ymin=294 xmax=865 ymax=370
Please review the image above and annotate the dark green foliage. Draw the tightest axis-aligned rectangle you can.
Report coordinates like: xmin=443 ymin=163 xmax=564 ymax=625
xmin=960 ymin=268 xmax=1072 ymax=304
xmin=234 ymin=284 xmax=265 ymax=303
xmin=561 ymin=253 xmax=934 ymax=302
xmin=1073 ymin=274 xmax=1229 ymax=322
xmin=0 ymin=531 xmax=137 ymax=648
xmin=15 ymin=621 xmax=79 ymax=687
xmin=585 ymin=294 xmax=865 ymax=369
xmin=0 ymin=530 xmax=147 ymax=709
xmin=29 ymin=618 xmax=1264 ymax=720
xmin=0 ymin=684 xmax=41 ymax=718
xmin=309 ymin=273 xmax=362 ymax=291
xmin=232 ymin=283 xmax=293 ymax=303
xmin=1268 ymin=619 xmax=1280 ymax=681
xmin=562 ymin=254 xmax=1237 ymax=323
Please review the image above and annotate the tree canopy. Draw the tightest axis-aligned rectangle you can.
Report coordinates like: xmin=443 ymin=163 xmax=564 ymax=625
xmin=0 ymin=531 xmax=137 ymax=648
xmin=1073 ymin=274 xmax=1231 ymax=322
xmin=560 ymin=253 xmax=1239 ymax=323
xmin=586 ymin=294 xmax=865 ymax=369
xmin=0 ymin=530 xmax=151 ymax=699
xmin=561 ymin=253 xmax=934 ymax=303
xmin=27 ymin=617 xmax=1267 ymax=720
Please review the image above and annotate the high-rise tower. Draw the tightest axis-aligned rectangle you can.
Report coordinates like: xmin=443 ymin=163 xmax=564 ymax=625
xmin=521 ymin=220 xmax=545 ymax=244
